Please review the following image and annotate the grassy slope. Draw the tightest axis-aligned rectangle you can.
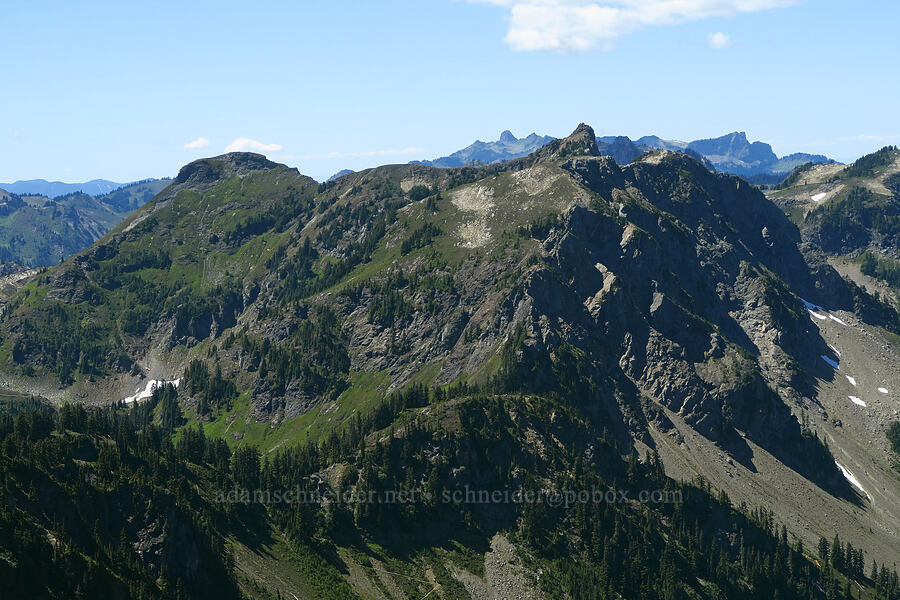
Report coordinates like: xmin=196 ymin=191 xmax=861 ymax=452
xmin=767 ymin=148 xmax=900 ymax=290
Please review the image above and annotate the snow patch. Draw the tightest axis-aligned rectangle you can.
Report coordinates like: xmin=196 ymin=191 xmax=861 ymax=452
xmin=848 ymin=396 xmax=867 ymax=407
xmin=835 ymin=461 xmax=871 ymax=501
xmin=821 ymin=355 xmax=839 ymax=370
xmin=799 ymin=299 xmax=847 ymax=325
xmin=801 ymin=298 xmax=828 ymax=320
xmin=811 ymin=192 xmax=827 ymax=202
xmin=828 ymin=314 xmax=848 ymax=326
xmin=829 ymin=345 xmax=842 ymax=357
xmin=122 ymin=379 xmax=181 ymax=404
xmin=845 ymin=376 xmax=857 ymax=387
xmin=800 ymin=298 xmax=823 ymax=311
xmin=878 ymin=387 xmax=889 ymax=394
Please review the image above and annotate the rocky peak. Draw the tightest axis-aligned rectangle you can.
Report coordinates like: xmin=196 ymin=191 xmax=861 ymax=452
xmin=597 ymin=136 xmax=644 ymax=165
xmin=499 ymin=130 xmax=518 ymax=144
xmin=539 ymin=123 xmax=600 ymax=160
xmin=174 ymin=152 xmax=279 ymax=186
xmin=688 ymin=131 xmax=777 ymax=166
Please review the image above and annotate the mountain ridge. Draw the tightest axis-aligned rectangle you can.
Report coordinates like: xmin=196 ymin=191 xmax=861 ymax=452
xmin=768 ymin=145 xmax=900 ymax=295
xmin=0 ymin=178 xmax=170 ymax=266
xmin=1 ymin=127 xmax=899 ymax=598
xmin=411 ymin=130 xmax=557 ymax=168
xmin=0 ymin=177 xmax=151 ymax=198
xmin=414 ymin=129 xmax=836 ymax=179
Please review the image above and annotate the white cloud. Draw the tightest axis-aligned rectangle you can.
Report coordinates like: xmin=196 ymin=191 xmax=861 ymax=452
xmin=184 ymin=137 xmax=210 ymax=150
xmin=225 ymin=137 xmax=284 ymax=153
xmin=469 ymin=0 xmax=794 ymax=52
xmin=708 ymin=32 xmax=732 ymax=48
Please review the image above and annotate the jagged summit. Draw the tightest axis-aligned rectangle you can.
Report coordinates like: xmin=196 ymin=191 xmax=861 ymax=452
xmin=174 ymin=152 xmax=280 ymax=186
xmin=499 ymin=129 xmax=517 ymax=144
xmin=537 ymin=122 xmax=600 ymax=159
xmin=409 ymin=128 xmax=835 ymax=180
xmin=688 ymin=131 xmax=777 ymax=166
xmin=565 ymin=122 xmax=599 ymax=150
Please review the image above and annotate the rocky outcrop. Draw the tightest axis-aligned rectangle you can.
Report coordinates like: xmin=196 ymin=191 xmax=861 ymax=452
xmin=173 ymin=152 xmax=279 ymax=186
xmin=536 ymin=123 xmax=600 ymax=160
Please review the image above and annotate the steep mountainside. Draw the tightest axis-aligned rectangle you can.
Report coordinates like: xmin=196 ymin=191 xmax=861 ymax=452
xmin=6 ymin=383 xmax=893 ymax=599
xmin=0 ymin=179 xmax=169 ymax=266
xmin=769 ymin=147 xmax=900 ymax=253
xmin=768 ymin=146 xmax=900 ymax=299
xmin=1 ymin=127 xmax=899 ymax=598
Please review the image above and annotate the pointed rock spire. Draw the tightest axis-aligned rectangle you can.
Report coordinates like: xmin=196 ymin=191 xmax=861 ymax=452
xmin=499 ymin=130 xmax=518 ymax=144
xmin=540 ymin=123 xmax=600 ymax=160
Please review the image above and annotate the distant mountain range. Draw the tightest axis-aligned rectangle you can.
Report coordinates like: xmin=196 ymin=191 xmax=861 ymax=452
xmin=677 ymin=132 xmax=833 ymax=176
xmin=326 ymin=168 xmax=355 ymax=182
xmin=0 ymin=179 xmax=170 ymax=266
xmin=0 ymin=178 xmax=130 ymax=198
xmin=414 ymin=130 xmax=836 ymax=180
xmin=594 ymin=135 xmax=713 ymax=169
xmin=412 ymin=130 xmax=556 ymax=168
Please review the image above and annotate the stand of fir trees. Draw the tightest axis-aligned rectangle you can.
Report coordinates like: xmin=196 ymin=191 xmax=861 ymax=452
xmin=2 ymin=384 xmax=898 ymax=599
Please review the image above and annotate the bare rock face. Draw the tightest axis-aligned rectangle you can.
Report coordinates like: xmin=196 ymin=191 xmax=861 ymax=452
xmin=339 ymin=148 xmax=866 ymax=489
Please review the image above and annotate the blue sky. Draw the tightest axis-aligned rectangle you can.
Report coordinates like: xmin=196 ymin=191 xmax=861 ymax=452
xmin=1 ymin=0 xmax=898 ymax=183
